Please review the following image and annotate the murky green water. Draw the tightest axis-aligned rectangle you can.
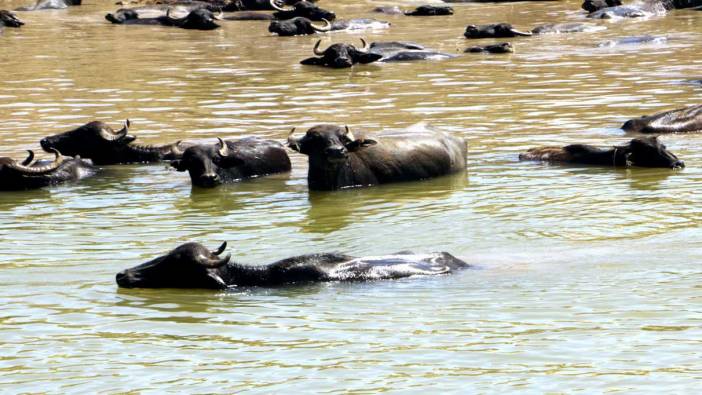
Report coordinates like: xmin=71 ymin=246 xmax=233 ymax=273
xmin=1 ymin=0 xmax=702 ymax=392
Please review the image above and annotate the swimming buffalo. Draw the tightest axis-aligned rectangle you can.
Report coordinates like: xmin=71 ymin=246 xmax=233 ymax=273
xmin=582 ymin=0 xmax=622 ymax=12
xmin=106 ymin=8 xmax=221 ymax=29
xmin=0 ymin=10 xmax=24 ymax=27
xmin=531 ymin=23 xmax=606 ymax=34
xmin=225 ymin=0 xmax=315 ymax=11
xmin=40 ymin=120 xmax=189 ymax=165
xmin=287 ymin=124 xmax=467 ymax=190
xmin=465 ymin=42 xmax=514 ymax=54
xmin=170 ymin=137 xmax=291 ymax=188
xmin=519 ymin=137 xmax=684 ymax=169
xmin=116 ymin=241 xmax=469 ymax=289
xmin=622 ymin=104 xmax=702 ymax=134
xmin=404 ymin=5 xmax=454 ymax=16
xmin=300 ymin=39 xmax=382 ymax=68
xmin=270 ymin=0 xmax=335 ymax=21
xmin=464 ymin=23 xmax=532 ymax=38
xmin=368 ymin=41 xmax=456 ymax=62
xmin=0 ymin=149 xmax=96 ymax=191
xmin=587 ymin=5 xmax=660 ymax=19
xmin=268 ymin=17 xmax=389 ymax=36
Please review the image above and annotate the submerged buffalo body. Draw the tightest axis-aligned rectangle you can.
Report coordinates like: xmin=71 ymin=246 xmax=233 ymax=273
xmin=370 ymin=42 xmax=456 ymax=62
xmin=581 ymin=0 xmax=622 ymax=12
xmin=464 ymin=23 xmax=532 ymax=38
xmin=465 ymin=42 xmax=514 ymax=53
xmin=106 ymin=8 xmax=221 ymax=29
xmin=171 ymin=137 xmax=291 ymax=187
xmin=288 ymin=124 xmax=467 ymax=190
xmin=116 ymin=242 xmax=470 ymax=289
xmin=268 ymin=17 xmax=389 ymax=36
xmin=16 ymin=0 xmax=80 ymax=11
xmin=40 ymin=120 xmax=188 ymax=165
xmin=531 ymin=23 xmax=606 ymax=34
xmin=404 ymin=5 xmax=454 ymax=16
xmin=226 ymin=0 xmax=315 ymax=11
xmin=519 ymin=137 xmax=684 ymax=169
xmin=622 ymin=104 xmax=702 ymax=134
xmin=587 ymin=5 xmax=660 ymax=19
xmin=0 ymin=150 xmax=96 ymax=191
xmin=0 ymin=10 xmax=24 ymax=27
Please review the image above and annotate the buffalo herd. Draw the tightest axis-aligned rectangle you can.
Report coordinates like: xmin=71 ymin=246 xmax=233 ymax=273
xmin=2 ymin=0 xmax=702 ymax=288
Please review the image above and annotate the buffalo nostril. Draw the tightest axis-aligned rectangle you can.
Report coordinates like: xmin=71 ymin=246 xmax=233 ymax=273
xmin=116 ymin=270 xmax=128 ymax=285
xmin=674 ymin=160 xmax=685 ymax=169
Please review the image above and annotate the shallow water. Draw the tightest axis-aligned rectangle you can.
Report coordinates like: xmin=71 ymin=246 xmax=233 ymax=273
xmin=2 ymin=0 xmax=702 ymax=392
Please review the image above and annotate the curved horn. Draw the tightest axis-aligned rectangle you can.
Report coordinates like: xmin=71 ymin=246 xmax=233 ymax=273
xmin=359 ymin=38 xmax=369 ymax=52
xmin=214 ymin=11 xmax=224 ymax=20
xmin=171 ymin=140 xmax=185 ymax=156
xmin=7 ymin=148 xmax=66 ymax=174
xmin=166 ymin=8 xmax=171 ymax=18
xmin=313 ymin=39 xmax=326 ymax=55
xmin=98 ymin=119 xmax=130 ymax=142
xmin=310 ymin=18 xmax=332 ymax=32
xmin=21 ymin=150 xmax=35 ymax=166
xmin=212 ymin=241 xmax=227 ymax=255
xmin=196 ymin=252 xmax=231 ymax=268
xmin=217 ymin=137 xmax=229 ymax=157
xmin=344 ymin=125 xmax=355 ymax=142
xmin=269 ymin=0 xmax=294 ymax=12
xmin=287 ymin=127 xmax=297 ymax=144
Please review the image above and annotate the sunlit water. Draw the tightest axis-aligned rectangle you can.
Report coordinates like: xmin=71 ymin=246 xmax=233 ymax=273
xmin=1 ymin=0 xmax=702 ymax=392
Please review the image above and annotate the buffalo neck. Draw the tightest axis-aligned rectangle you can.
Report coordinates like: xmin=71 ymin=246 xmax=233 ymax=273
xmin=306 ymin=155 xmax=356 ymax=190
xmin=218 ymin=262 xmax=272 ymax=287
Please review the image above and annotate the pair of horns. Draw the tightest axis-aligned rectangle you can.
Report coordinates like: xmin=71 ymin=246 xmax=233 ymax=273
xmin=313 ymin=38 xmax=369 ymax=55
xmin=287 ymin=125 xmax=355 ymax=142
xmin=99 ymin=119 xmax=130 ymax=142
xmin=196 ymin=241 xmax=230 ymax=268
xmin=310 ymin=18 xmax=331 ymax=32
xmin=5 ymin=148 xmax=66 ymax=174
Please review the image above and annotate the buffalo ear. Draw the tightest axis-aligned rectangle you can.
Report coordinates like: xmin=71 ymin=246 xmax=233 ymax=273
xmin=355 ymin=52 xmax=382 ymax=64
xmin=300 ymin=57 xmax=325 ymax=66
xmin=346 ymin=138 xmax=377 ymax=152
xmin=171 ymin=160 xmax=187 ymax=172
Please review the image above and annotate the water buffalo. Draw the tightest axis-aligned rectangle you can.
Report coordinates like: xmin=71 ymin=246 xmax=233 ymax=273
xmin=531 ymin=23 xmax=606 ymax=34
xmin=287 ymin=124 xmax=467 ymax=190
xmin=269 ymin=0 xmax=335 ymax=21
xmin=622 ymin=104 xmax=702 ymax=134
xmin=598 ymin=35 xmax=666 ymax=47
xmin=106 ymin=8 xmax=221 ymax=29
xmin=587 ymin=5 xmax=661 ymax=19
xmin=465 ymin=42 xmax=514 ymax=53
xmin=170 ymin=137 xmax=291 ymax=188
xmin=367 ymin=41 xmax=455 ymax=62
xmin=582 ymin=0 xmax=622 ymax=12
xmin=404 ymin=5 xmax=454 ymax=16
xmin=372 ymin=5 xmax=402 ymax=14
xmin=40 ymin=120 xmax=189 ymax=165
xmin=519 ymin=137 xmax=684 ymax=169
xmin=16 ymin=0 xmax=80 ymax=11
xmin=226 ymin=0 xmax=315 ymax=11
xmin=268 ymin=17 xmax=389 ymax=36
xmin=0 ymin=10 xmax=24 ymax=27
xmin=116 ymin=241 xmax=470 ymax=289
xmin=300 ymin=39 xmax=382 ymax=68
xmin=464 ymin=23 xmax=532 ymax=39
xmin=0 ymin=149 xmax=96 ymax=191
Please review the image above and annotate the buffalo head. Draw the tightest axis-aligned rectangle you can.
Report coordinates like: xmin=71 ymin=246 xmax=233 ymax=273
xmin=104 ymin=8 xmax=139 ymax=24
xmin=116 ymin=242 xmax=231 ymax=289
xmin=270 ymin=0 xmax=335 ymax=21
xmin=161 ymin=8 xmax=222 ymax=30
xmin=300 ymin=39 xmax=382 ymax=68
xmin=287 ymin=125 xmax=377 ymax=163
xmin=268 ymin=16 xmax=330 ymax=36
xmin=171 ymin=138 xmax=244 ymax=187
xmin=622 ymin=136 xmax=684 ymax=169
xmin=0 ymin=10 xmax=24 ymax=27
xmin=40 ymin=120 xmax=134 ymax=160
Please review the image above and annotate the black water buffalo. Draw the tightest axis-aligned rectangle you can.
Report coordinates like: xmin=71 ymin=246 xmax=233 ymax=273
xmin=106 ymin=8 xmax=221 ymax=29
xmin=368 ymin=41 xmax=455 ymax=62
xmin=519 ymin=137 xmax=684 ymax=169
xmin=531 ymin=23 xmax=606 ymax=34
xmin=40 ymin=120 xmax=189 ymax=165
xmin=270 ymin=0 xmax=335 ymax=21
xmin=373 ymin=5 xmax=402 ymax=14
xmin=116 ymin=241 xmax=469 ymax=289
xmin=0 ymin=10 xmax=24 ymax=27
xmin=300 ymin=39 xmax=382 ymax=68
xmin=16 ymin=0 xmax=80 ymax=11
xmin=404 ymin=5 xmax=453 ymax=16
xmin=465 ymin=42 xmax=514 ymax=53
xmin=268 ymin=17 xmax=389 ymax=36
xmin=0 ymin=149 xmax=96 ymax=191
xmin=587 ymin=5 xmax=661 ymax=19
xmin=287 ymin=124 xmax=467 ymax=190
xmin=464 ymin=23 xmax=532 ymax=38
xmin=622 ymin=104 xmax=702 ymax=134
xmin=225 ymin=0 xmax=315 ymax=11
xmin=170 ymin=137 xmax=291 ymax=188
xmin=598 ymin=35 xmax=666 ymax=47
xmin=582 ymin=0 xmax=622 ymax=12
